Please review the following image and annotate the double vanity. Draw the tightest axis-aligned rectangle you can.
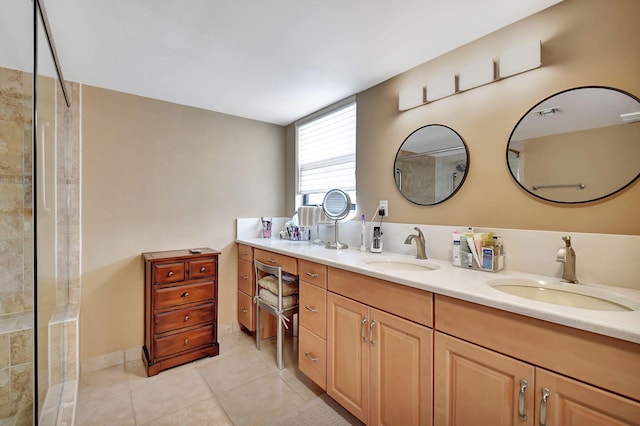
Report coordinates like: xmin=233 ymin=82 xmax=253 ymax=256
xmin=236 ymin=236 xmax=640 ymax=425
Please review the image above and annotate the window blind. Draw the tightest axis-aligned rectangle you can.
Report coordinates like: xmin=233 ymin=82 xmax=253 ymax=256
xmin=297 ymin=101 xmax=356 ymax=195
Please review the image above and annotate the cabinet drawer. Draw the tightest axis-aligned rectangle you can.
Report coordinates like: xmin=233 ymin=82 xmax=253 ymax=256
xmin=155 ymin=282 xmax=214 ymax=310
xmin=189 ymin=258 xmax=215 ymax=279
xmin=155 ymin=325 xmax=214 ymax=359
xmin=155 ymin=303 xmax=214 ymax=334
xmin=328 ymin=267 xmax=433 ymax=327
xmin=299 ymin=259 xmax=327 ymax=289
xmin=238 ymin=244 xmax=253 ymax=262
xmin=154 ymin=262 xmax=186 ymax=284
xmin=238 ymin=258 xmax=254 ymax=296
xmin=254 ymin=249 xmax=297 ymax=274
xmin=299 ymin=326 xmax=326 ymax=391
xmin=238 ymin=290 xmax=255 ymax=331
xmin=300 ymin=282 xmax=327 ymax=339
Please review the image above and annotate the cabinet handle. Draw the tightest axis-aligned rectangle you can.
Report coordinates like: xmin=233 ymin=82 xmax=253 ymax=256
xmin=241 ymin=250 xmax=248 ymax=256
xmin=305 ymin=272 xmax=319 ymax=278
xmin=240 ymin=306 xmax=248 ymax=313
xmin=304 ymin=352 xmax=319 ymax=362
xmin=181 ymin=292 xmax=190 ymax=298
xmin=184 ymin=315 xmax=190 ymax=321
xmin=241 ymin=274 xmax=248 ymax=280
xmin=369 ymin=320 xmax=376 ymax=346
xmin=168 ymin=271 xmax=174 ymax=277
xmin=304 ymin=304 xmax=318 ymax=313
xmin=184 ymin=339 xmax=189 ymax=345
xmin=361 ymin=316 xmax=368 ymax=343
xmin=518 ymin=379 xmax=528 ymax=422
xmin=539 ymin=387 xmax=550 ymax=426
xmin=267 ymin=258 xmax=277 ymax=264
xmin=200 ymin=266 xmax=206 ymax=272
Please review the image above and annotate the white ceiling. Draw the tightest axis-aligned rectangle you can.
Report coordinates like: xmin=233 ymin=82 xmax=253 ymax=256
xmin=3 ymin=0 xmax=563 ymax=125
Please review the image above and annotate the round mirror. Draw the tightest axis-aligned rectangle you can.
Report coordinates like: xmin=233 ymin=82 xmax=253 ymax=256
xmin=394 ymin=124 xmax=469 ymax=205
xmin=507 ymin=86 xmax=640 ymax=203
xmin=322 ymin=189 xmax=351 ymax=249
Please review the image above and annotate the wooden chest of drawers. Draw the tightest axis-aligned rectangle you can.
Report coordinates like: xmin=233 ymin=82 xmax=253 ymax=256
xmin=142 ymin=248 xmax=220 ymax=376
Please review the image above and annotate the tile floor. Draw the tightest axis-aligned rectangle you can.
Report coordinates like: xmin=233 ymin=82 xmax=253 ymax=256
xmin=75 ymin=330 xmax=363 ymax=425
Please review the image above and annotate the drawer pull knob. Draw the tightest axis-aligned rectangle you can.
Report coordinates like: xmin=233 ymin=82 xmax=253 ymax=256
xmin=241 ymin=274 xmax=248 ymax=280
xmin=268 ymin=258 xmax=277 ymax=264
xmin=200 ymin=267 xmax=206 ymax=272
xmin=181 ymin=292 xmax=190 ymax=298
xmin=304 ymin=304 xmax=319 ymax=313
xmin=369 ymin=320 xmax=376 ymax=346
xmin=240 ymin=307 xmax=248 ymax=313
xmin=361 ymin=316 xmax=368 ymax=343
xmin=305 ymin=272 xmax=319 ymax=278
xmin=184 ymin=339 xmax=189 ymax=345
xmin=304 ymin=352 xmax=319 ymax=363
xmin=184 ymin=315 xmax=190 ymax=321
xmin=539 ymin=388 xmax=550 ymax=426
xmin=518 ymin=379 xmax=528 ymax=421
xmin=168 ymin=271 xmax=174 ymax=277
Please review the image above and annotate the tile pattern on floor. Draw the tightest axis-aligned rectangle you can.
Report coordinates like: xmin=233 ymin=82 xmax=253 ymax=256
xmin=76 ymin=330 xmax=363 ymax=425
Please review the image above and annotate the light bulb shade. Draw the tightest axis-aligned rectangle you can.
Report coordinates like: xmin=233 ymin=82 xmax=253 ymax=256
xmin=458 ymin=58 xmax=495 ymax=91
xmin=426 ymin=73 xmax=456 ymax=102
xmin=398 ymin=84 xmax=425 ymax=111
xmin=499 ymin=40 xmax=541 ymax=78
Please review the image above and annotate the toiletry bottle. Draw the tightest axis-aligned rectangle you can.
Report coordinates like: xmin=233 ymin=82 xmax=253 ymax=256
xmin=360 ymin=214 xmax=367 ymax=252
xmin=452 ymin=232 xmax=461 ymax=266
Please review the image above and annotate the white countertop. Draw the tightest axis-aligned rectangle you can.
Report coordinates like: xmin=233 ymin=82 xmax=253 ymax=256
xmin=237 ymin=237 xmax=640 ymax=345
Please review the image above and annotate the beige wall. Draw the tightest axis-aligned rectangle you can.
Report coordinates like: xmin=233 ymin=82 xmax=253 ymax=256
xmin=81 ymin=86 xmax=286 ymax=360
xmin=286 ymin=0 xmax=640 ymax=235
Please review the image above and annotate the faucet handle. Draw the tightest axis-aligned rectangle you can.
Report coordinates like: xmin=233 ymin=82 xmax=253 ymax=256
xmin=562 ymin=235 xmax=572 ymax=247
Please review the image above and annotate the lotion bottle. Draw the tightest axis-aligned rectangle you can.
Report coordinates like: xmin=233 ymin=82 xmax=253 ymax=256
xmin=360 ymin=214 xmax=367 ymax=252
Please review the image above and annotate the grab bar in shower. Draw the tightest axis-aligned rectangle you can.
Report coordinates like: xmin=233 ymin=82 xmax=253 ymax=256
xmin=40 ymin=122 xmax=52 ymax=212
xmin=395 ymin=168 xmax=402 ymax=191
xmin=532 ymin=183 xmax=585 ymax=191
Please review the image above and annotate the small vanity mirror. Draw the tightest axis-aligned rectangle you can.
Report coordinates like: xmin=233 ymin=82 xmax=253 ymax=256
xmin=508 ymin=86 xmax=640 ymax=203
xmin=394 ymin=124 xmax=469 ymax=205
xmin=322 ymin=189 xmax=351 ymax=250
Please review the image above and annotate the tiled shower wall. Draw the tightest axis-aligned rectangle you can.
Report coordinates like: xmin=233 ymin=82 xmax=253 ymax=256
xmin=0 ymin=66 xmax=34 ymax=424
xmin=0 ymin=66 xmax=81 ymax=425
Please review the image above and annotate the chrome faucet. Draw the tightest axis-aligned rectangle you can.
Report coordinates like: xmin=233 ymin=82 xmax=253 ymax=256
xmin=556 ymin=235 xmax=578 ymax=283
xmin=404 ymin=227 xmax=427 ymax=259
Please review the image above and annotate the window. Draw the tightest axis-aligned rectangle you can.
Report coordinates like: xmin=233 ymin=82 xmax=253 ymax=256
xmin=296 ymin=97 xmax=356 ymax=207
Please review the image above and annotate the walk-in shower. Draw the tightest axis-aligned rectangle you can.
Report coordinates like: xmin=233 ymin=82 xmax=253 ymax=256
xmin=1 ymin=1 xmax=80 ymax=424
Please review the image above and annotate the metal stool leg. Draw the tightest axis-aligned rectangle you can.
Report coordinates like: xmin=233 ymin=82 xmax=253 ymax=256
xmin=256 ymin=301 xmax=261 ymax=350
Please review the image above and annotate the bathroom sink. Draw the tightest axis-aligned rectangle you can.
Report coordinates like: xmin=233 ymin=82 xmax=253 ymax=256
xmin=488 ymin=278 xmax=636 ymax=311
xmin=363 ymin=256 xmax=440 ymax=272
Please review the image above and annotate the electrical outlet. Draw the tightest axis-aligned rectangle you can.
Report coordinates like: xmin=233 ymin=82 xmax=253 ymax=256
xmin=379 ymin=200 xmax=388 ymax=217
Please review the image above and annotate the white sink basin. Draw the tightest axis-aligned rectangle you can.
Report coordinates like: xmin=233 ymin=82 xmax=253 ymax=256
xmin=363 ymin=256 xmax=440 ymax=272
xmin=488 ymin=278 xmax=637 ymax=311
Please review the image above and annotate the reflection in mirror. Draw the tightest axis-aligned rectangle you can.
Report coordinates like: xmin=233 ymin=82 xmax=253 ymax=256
xmin=394 ymin=125 xmax=469 ymax=205
xmin=508 ymin=86 xmax=640 ymax=203
xmin=322 ymin=189 xmax=351 ymax=250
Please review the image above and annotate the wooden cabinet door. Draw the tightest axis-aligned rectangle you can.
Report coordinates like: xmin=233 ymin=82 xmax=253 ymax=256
xmin=370 ymin=308 xmax=433 ymax=426
xmin=434 ymin=332 xmax=535 ymax=426
xmin=535 ymin=369 xmax=640 ymax=426
xmin=327 ymin=292 xmax=370 ymax=424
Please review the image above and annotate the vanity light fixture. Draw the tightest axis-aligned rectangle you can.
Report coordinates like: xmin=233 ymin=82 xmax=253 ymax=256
xmin=498 ymin=40 xmax=541 ymax=78
xmin=397 ymin=40 xmax=542 ymax=111
xmin=620 ymin=111 xmax=640 ymax=122
xmin=426 ymin=73 xmax=456 ymax=102
xmin=398 ymin=84 xmax=425 ymax=111
xmin=458 ymin=58 xmax=495 ymax=91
